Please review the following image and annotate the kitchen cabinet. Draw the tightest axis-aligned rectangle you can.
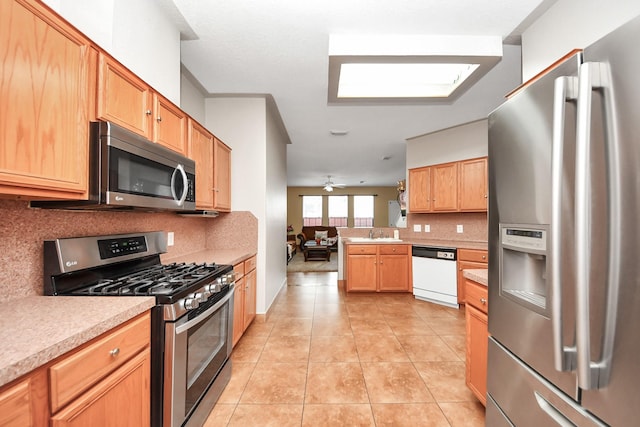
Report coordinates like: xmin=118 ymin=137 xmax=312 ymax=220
xmin=459 ymin=157 xmax=488 ymax=211
xmin=97 ymin=54 xmax=187 ymax=155
xmin=408 ymin=166 xmax=431 ymax=212
xmin=0 ymin=0 xmax=92 ymax=200
xmin=346 ymin=244 xmax=411 ymax=292
xmin=232 ymin=255 xmax=257 ymax=346
xmin=188 ymin=119 xmax=215 ymax=209
xmin=213 ymin=138 xmax=232 ymax=212
xmin=465 ymin=278 xmax=488 ymax=406
xmin=0 ymin=368 xmax=48 ymax=427
xmin=408 ymin=157 xmax=488 ymax=214
xmin=431 ymin=162 xmax=458 ymax=211
xmin=49 ymin=312 xmax=151 ymax=425
xmin=456 ymin=248 xmax=488 ymax=304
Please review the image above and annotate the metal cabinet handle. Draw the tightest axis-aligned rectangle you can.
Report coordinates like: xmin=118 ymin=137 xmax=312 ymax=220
xmin=482 ymin=255 xmax=486 ymax=260
xmin=145 ymin=110 xmax=152 ymax=115
xmin=480 ymin=298 xmax=487 ymax=305
xmin=157 ymin=116 xmax=162 ymax=122
xmin=109 ymin=348 xmax=120 ymax=357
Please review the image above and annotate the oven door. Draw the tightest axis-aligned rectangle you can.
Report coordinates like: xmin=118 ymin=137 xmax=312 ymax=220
xmin=164 ymin=285 xmax=234 ymax=427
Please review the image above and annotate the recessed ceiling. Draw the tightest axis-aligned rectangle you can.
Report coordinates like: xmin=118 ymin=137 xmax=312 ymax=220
xmin=174 ymin=0 xmax=556 ymax=187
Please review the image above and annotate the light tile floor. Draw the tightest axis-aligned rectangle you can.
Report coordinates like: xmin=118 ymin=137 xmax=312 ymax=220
xmin=204 ymin=271 xmax=485 ymax=426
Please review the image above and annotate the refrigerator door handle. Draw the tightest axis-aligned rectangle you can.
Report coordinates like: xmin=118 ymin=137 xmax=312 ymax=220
xmin=575 ymin=61 xmax=620 ymax=390
xmin=534 ymin=392 xmax=574 ymax=427
xmin=551 ymin=76 xmax=578 ymax=373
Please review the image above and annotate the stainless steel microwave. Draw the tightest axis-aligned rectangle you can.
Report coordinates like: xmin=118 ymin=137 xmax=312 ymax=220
xmin=32 ymin=121 xmax=196 ymax=211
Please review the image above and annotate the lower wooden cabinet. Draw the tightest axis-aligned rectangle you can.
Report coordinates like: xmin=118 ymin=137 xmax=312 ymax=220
xmin=232 ymin=255 xmax=257 ymax=346
xmin=346 ymin=244 xmax=410 ymax=292
xmin=465 ymin=278 xmax=488 ymax=406
xmin=0 ymin=311 xmax=151 ymax=426
xmin=0 ymin=368 xmax=48 ymax=427
xmin=457 ymin=248 xmax=488 ymax=304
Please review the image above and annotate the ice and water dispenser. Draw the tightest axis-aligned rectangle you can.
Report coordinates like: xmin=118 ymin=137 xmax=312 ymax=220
xmin=499 ymin=224 xmax=549 ymax=315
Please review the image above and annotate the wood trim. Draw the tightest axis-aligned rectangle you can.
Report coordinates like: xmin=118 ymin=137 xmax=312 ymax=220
xmin=506 ymin=49 xmax=583 ymax=98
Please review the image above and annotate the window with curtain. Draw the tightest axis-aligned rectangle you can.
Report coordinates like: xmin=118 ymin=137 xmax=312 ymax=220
xmin=302 ymin=195 xmax=323 ymax=226
xmin=353 ymin=195 xmax=374 ymax=227
xmin=328 ymin=195 xmax=348 ymax=226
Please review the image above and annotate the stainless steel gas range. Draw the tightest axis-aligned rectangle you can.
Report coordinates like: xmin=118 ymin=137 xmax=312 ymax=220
xmin=44 ymin=231 xmax=235 ymax=427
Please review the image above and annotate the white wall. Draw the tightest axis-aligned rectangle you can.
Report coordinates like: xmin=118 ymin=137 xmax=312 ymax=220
xmin=522 ymin=0 xmax=640 ymax=80
xmin=180 ymin=73 xmax=206 ymax=123
xmin=406 ymin=119 xmax=488 ymax=169
xmin=43 ymin=0 xmax=182 ymax=103
xmin=205 ymin=97 xmax=289 ymax=315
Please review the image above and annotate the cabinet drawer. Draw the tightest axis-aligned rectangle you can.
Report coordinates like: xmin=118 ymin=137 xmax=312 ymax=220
xmin=465 ymin=279 xmax=488 ymax=314
xmin=234 ymin=262 xmax=245 ymax=279
xmin=347 ymin=244 xmax=377 ymax=255
xmin=459 ymin=248 xmax=488 ymax=263
xmin=244 ymin=255 xmax=257 ymax=272
xmin=49 ymin=312 xmax=150 ymax=413
xmin=378 ymin=244 xmax=409 ymax=255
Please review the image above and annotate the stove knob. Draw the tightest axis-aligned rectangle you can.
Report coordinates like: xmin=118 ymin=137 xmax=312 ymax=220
xmin=202 ymin=289 xmax=212 ymax=299
xmin=183 ymin=297 xmax=200 ymax=310
xmin=194 ymin=291 xmax=206 ymax=303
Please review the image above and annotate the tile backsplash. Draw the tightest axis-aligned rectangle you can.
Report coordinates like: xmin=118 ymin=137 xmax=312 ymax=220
xmin=403 ymin=212 xmax=487 ymax=242
xmin=0 ymin=200 xmax=256 ymax=302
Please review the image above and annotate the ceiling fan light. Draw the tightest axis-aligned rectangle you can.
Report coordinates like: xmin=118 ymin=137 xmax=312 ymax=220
xmin=324 ymin=184 xmax=334 ymax=192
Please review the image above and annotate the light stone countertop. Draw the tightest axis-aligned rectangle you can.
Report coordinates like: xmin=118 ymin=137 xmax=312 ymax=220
xmin=0 ymin=296 xmax=155 ymax=388
xmin=162 ymin=248 xmax=256 ymax=266
xmin=463 ymin=269 xmax=489 ymax=286
xmin=343 ymin=237 xmax=487 ymax=251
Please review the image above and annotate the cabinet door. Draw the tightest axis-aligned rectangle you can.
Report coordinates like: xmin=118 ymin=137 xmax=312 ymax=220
xmin=346 ymin=254 xmax=377 ymax=291
xmin=213 ymin=138 xmax=232 ymax=212
xmin=97 ymin=53 xmax=152 ymax=138
xmin=456 ymin=260 xmax=487 ymax=304
xmin=51 ymin=349 xmax=151 ymax=426
xmin=466 ymin=304 xmax=488 ymax=406
xmin=232 ymin=277 xmax=245 ymax=347
xmin=0 ymin=369 xmax=48 ymax=427
xmin=408 ymin=167 xmax=431 ymax=212
xmin=188 ymin=120 xmax=214 ymax=209
xmin=152 ymin=93 xmax=187 ymax=155
xmin=459 ymin=157 xmax=488 ymax=211
xmin=378 ymin=254 xmax=410 ymax=292
xmin=244 ymin=269 xmax=257 ymax=329
xmin=0 ymin=0 xmax=91 ymax=199
xmin=431 ymin=162 xmax=458 ymax=211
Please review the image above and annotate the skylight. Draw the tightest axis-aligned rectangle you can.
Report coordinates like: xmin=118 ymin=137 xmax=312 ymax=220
xmin=327 ymin=34 xmax=502 ymax=104
xmin=337 ymin=63 xmax=481 ymax=98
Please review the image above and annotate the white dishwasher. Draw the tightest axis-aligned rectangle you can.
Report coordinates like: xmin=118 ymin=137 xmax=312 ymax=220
xmin=412 ymin=245 xmax=458 ymax=308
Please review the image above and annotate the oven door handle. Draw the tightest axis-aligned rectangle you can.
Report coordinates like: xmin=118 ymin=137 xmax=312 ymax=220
xmin=175 ymin=283 xmax=235 ymax=335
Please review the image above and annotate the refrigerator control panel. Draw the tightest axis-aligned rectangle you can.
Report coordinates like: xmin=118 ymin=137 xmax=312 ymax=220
xmin=501 ymin=227 xmax=547 ymax=251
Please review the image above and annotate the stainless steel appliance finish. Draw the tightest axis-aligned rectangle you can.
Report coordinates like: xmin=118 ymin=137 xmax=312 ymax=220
xmin=43 ymin=232 xmax=235 ymax=427
xmin=32 ymin=121 xmax=196 ymax=211
xmin=411 ymin=245 xmax=458 ymax=308
xmin=488 ymin=14 xmax=640 ymax=426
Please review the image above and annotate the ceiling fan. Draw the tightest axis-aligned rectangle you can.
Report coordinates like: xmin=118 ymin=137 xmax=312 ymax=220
xmin=322 ymin=175 xmax=346 ymax=192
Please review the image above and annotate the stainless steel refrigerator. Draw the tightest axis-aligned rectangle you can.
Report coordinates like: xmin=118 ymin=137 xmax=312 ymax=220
xmin=487 ymin=14 xmax=640 ymax=427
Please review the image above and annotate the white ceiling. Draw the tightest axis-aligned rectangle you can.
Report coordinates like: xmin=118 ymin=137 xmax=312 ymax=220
xmin=174 ymin=0 xmax=554 ymax=188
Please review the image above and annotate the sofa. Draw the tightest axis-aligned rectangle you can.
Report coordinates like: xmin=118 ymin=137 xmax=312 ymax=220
xmin=297 ymin=226 xmax=338 ymax=251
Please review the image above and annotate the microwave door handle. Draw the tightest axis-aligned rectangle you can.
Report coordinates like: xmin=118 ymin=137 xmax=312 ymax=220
xmin=551 ymin=75 xmax=578 ymax=372
xmin=170 ymin=164 xmax=189 ymax=207
xmin=575 ymin=61 xmax=620 ymax=390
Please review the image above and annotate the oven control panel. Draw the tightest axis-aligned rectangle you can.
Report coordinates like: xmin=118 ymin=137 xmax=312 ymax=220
xmin=98 ymin=236 xmax=148 ymax=259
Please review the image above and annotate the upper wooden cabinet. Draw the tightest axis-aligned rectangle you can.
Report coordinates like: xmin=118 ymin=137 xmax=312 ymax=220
xmin=408 ymin=156 xmax=488 ymax=213
xmin=408 ymin=167 xmax=431 ymax=213
xmin=97 ymin=54 xmax=187 ymax=155
xmin=431 ymin=162 xmax=458 ymax=211
xmin=459 ymin=157 xmax=488 ymax=211
xmin=0 ymin=0 xmax=92 ymax=199
xmin=213 ymin=138 xmax=232 ymax=212
xmin=188 ymin=119 xmax=215 ymax=209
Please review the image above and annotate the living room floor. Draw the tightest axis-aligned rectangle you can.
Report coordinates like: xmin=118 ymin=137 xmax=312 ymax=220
xmin=204 ymin=271 xmax=485 ymax=426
